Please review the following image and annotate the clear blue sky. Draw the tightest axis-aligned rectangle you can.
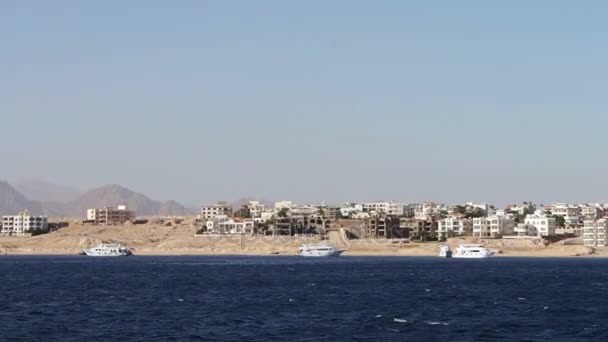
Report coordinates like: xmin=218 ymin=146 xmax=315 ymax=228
xmin=1 ymin=1 xmax=607 ymax=206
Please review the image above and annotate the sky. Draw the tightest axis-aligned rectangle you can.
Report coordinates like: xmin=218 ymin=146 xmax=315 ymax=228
xmin=1 ymin=1 xmax=608 ymax=207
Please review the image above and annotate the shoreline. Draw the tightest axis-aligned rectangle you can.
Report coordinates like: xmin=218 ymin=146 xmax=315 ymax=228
xmin=1 ymin=222 xmax=605 ymax=258
xmin=1 ymin=249 xmax=607 ymax=258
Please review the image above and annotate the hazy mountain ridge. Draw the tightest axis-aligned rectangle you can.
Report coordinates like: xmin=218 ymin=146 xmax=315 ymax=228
xmin=13 ymin=179 xmax=82 ymax=203
xmin=0 ymin=181 xmax=43 ymax=216
xmin=0 ymin=181 xmax=194 ymax=218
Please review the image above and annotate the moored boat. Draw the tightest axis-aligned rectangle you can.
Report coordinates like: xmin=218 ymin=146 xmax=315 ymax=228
xmin=453 ymin=244 xmax=493 ymax=258
xmin=83 ymin=243 xmax=132 ymax=257
xmin=298 ymin=244 xmax=344 ymax=257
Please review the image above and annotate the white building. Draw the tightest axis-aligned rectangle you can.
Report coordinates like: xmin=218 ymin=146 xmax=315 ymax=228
xmin=206 ymin=217 xmax=254 ymax=235
xmin=583 ymin=219 xmax=608 ymax=247
xmin=473 ymin=216 xmax=515 ymax=238
xmin=524 ymin=212 xmax=556 ymax=237
xmin=551 ymin=203 xmax=580 ymax=226
xmin=361 ymin=202 xmax=405 ymax=216
xmin=340 ymin=203 xmax=363 ymax=218
xmin=437 ymin=218 xmax=472 ymax=238
xmin=274 ymin=201 xmax=293 ymax=210
xmin=1 ymin=211 xmax=48 ymax=236
xmin=201 ymin=202 xmax=232 ymax=219
xmin=514 ymin=223 xmax=537 ymax=237
xmin=415 ymin=202 xmax=436 ymax=220
xmin=290 ymin=205 xmax=318 ymax=216
xmin=466 ymin=202 xmax=488 ymax=212
xmin=580 ymin=204 xmax=605 ymax=220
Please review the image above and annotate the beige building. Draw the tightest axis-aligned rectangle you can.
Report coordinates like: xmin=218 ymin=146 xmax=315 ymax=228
xmin=437 ymin=218 xmax=472 ymax=238
xmin=201 ymin=202 xmax=233 ymax=219
xmin=473 ymin=216 xmax=515 ymax=238
xmin=87 ymin=205 xmax=135 ymax=225
xmin=583 ymin=219 xmax=608 ymax=247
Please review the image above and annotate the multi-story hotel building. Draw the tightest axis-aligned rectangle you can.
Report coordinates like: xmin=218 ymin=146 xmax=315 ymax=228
xmin=437 ymin=217 xmax=472 ymax=238
xmin=583 ymin=219 xmax=608 ymax=247
xmin=524 ymin=213 xmax=556 ymax=237
xmin=473 ymin=216 xmax=515 ymax=238
xmin=87 ymin=205 xmax=135 ymax=225
xmin=200 ymin=202 xmax=232 ymax=219
xmin=1 ymin=211 xmax=48 ymax=236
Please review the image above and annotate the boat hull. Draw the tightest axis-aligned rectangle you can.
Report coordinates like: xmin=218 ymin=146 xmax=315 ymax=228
xmin=299 ymin=250 xmax=344 ymax=257
xmin=83 ymin=250 xmax=132 ymax=257
xmin=453 ymin=253 xmax=494 ymax=259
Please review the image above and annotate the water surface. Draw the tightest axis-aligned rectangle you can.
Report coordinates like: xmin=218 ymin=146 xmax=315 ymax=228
xmin=1 ymin=256 xmax=607 ymax=341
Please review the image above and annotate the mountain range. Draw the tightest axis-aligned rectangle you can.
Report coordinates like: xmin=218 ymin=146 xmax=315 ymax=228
xmin=0 ymin=181 xmax=195 ymax=218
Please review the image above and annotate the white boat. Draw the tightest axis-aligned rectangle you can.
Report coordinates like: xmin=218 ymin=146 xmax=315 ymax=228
xmin=298 ymin=244 xmax=344 ymax=257
xmin=453 ymin=244 xmax=494 ymax=258
xmin=83 ymin=243 xmax=132 ymax=257
xmin=439 ymin=245 xmax=452 ymax=258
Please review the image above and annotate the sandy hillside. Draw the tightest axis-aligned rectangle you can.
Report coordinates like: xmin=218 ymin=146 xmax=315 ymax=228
xmin=0 ymin=219 xmax=606 ymax=257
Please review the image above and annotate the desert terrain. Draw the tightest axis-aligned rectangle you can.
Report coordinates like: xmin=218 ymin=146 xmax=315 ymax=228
xmin=0 ymin=218 xmax=606 ymax=257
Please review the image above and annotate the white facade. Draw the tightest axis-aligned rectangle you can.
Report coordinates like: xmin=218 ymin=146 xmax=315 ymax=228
xmin=206 ymin=217 xmax=254 ymax=235
xmin=361 ymin=202 xmax=405 ymax=216
xmin=340 ymin=203 xmax=364 ymax=217
xmin=415 ymin=202 xmax=436 ymax=220
xmin=524 ymin=213 xmax=556 ymax=237
xmin=473 ymin=216 xmax=515 ymax=238
xmin=466 ymin=202 xmax=488 ymax=212
xmin=2 ymin=212 xmax=48 ymax=236
xmin=551 ymin=203 xmax=580 ymax=226
xmin=274 ymin=201 xmax=293 ymax=210
xmin=515 ymin=223 xmax=537 ymax=237
xmin=437 ymin=218 xmax=472 ymax=238
xmin=583 ymin=219 xmax=608 ymax=247
xmin=580 ymin=204 xmax=604 ymax=220
xmin=551 ymin=203 xmax=579 ymax=217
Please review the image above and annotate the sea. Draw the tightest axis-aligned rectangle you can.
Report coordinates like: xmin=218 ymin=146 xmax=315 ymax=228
xmin=1 ymin=256 xmax=607 ymax=341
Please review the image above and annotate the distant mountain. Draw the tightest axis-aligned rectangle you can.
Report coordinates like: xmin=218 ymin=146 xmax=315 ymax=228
xmin=13 ymin=179 xmax=81 ymax=203
xmin=0 ymin=181 xmax=42 ymax=216
xmin=0 ymin=181 xmax=195 ymax=218
xmin=60 ymin=184 xmax=195 ymax=217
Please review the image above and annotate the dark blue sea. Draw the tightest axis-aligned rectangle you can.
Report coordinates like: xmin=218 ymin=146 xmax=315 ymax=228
xmin=1 ymin=256 xmax=607 ymax=341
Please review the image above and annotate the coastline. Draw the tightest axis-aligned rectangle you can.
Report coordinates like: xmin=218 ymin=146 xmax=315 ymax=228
xmin=1 ymin=222 xmax=605 ymax=258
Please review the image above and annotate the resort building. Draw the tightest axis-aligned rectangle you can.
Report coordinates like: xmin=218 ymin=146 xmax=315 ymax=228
xmin=400 ymin=218 xmax=437 ymax=240
xmin=524 ymin=212 xmax=556 ymax=237
xmin=1 ymin=211 xmax=48 ymax=236
xmin=473 ymin=216 xmax=515 ymax=238
xmin=437 ymin=217 xmax=472 ymax=238
xmin=365 ymin=216 xmax=402 ymax=238
xmin=274 ymin=201 xmax=293 ymax=210
xmin=361 ymin=202 xmax=405 ymax=216
xmin=340 ymin=203 xmax=363 ymax=218
xmin=514 ymin=223 xmax=537 ymax=237
xmin=205 ymin=217 xmax=254 ymax=235
xmin=415 ymin=202 xmax=437 ymax=220
xmin=86 ymin=205 xmax=135 ymax=225
xmin=580 ymin=204 xmax=605 ymax=220
xmin=583 ymin=219 xmax=608 ymax=247
xmin=200 ymin=202 xmax=232 ymax=219
xmin=551 ymin=203 xmax=580 ymax=226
